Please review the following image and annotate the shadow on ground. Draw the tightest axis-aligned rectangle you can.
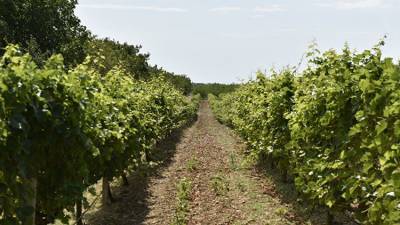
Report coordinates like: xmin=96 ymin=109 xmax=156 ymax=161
xmin=252 ymin=157 xmax=357 ymax=225
xmin=85 ymin=118 xmax=197 ymax=225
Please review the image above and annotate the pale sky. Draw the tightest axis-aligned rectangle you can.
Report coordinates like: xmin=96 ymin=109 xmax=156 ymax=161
xmin=76 ymin=0 xmax=400 ymax=83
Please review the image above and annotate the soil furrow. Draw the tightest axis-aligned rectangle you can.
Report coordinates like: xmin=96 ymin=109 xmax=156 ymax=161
xmin=85 ymin=101 xmax=328 ymax=225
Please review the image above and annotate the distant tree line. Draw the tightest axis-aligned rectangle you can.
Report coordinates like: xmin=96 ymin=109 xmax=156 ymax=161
xmin=192 ymin=83 xmax=240 ymax=98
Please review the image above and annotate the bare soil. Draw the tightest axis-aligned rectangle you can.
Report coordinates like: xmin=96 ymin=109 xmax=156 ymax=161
xmin=84 ymin=101 xmax=349 ymax=225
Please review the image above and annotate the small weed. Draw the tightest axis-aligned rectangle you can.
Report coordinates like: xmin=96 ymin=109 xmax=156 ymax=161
xmin=274 ymin=207 xmax=288 ymax=216
xmin=186 ymin=157 xmax=199 ymax=172
xmin=172 ymin=178 xmax=192 ymax=225
xmin=236 ymin=180 xmax=247 ymax=193
xmin=210 ymin=175 xmax=229 ymax=196
xmin=229 ymin=152 xmax=239 ymax=170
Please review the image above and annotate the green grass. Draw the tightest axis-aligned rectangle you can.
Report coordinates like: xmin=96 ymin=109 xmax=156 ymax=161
xmin=210 ymin=174 xmax=229 ymax=196
xmin=172 ymin=178 xmax=192 ymax=225
xmin=186 ymin=157 xmax=199 ymax=172
xmin=228 ymin=151 xmax=240 ymax=171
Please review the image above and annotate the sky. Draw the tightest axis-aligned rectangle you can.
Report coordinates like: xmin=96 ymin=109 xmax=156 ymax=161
xmin=75 ymin=0 xmax=400 ymax=83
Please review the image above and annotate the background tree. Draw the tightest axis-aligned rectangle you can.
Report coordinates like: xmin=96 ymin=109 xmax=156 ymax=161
xmin=84 ymin=38 xmax=150 ymax=79
xmin=192 ymin=83 xmax=239 ymax=98
xmin=149 ymin=65 xmax=192 ymax=95
xmin=0 ymin=0 xmax=90 ymax=66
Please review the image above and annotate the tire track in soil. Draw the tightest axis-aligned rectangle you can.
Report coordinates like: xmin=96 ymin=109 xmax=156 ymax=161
xmin=86 ymin=101 xmax=326 ymax=225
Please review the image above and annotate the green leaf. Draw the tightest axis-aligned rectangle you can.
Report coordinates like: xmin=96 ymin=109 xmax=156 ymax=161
xmin=394 ymin=120 xmax=400 ymax=137
xmin=359 ymin=79 xmax=372 ymax=92
xmin=376 ymin=120 xmax=388 ymax=135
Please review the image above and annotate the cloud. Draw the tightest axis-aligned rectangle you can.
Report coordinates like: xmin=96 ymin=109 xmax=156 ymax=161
xmin=254 ymin=4 xmax=286 ymax=12
xmin=317 ymin=0 xmax=387 ymax=10
xmin=251 ymin=14 xmax=265 ymax=19
xmin=209 ymin=7 xmax=241 ymax=13
xmin=220 ymin=28 xmax=296 ymax=39
xmin=277 ymin=28 xmax=297 ymax=32
xmin=219 ymin=32 xmax=259 ymax=39
xmin=79 ymin=4 xmax=188 ymax=12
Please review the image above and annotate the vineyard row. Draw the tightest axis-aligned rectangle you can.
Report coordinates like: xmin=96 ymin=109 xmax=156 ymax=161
xmin=0 ymin=45 xmax=200 ymax=225
xmin=209 ymin=42 xmax=400 ymax=225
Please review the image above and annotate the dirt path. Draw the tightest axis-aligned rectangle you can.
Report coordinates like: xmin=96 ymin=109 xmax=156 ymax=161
xmin=85 ymin=101 xmax=330 ymax=225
